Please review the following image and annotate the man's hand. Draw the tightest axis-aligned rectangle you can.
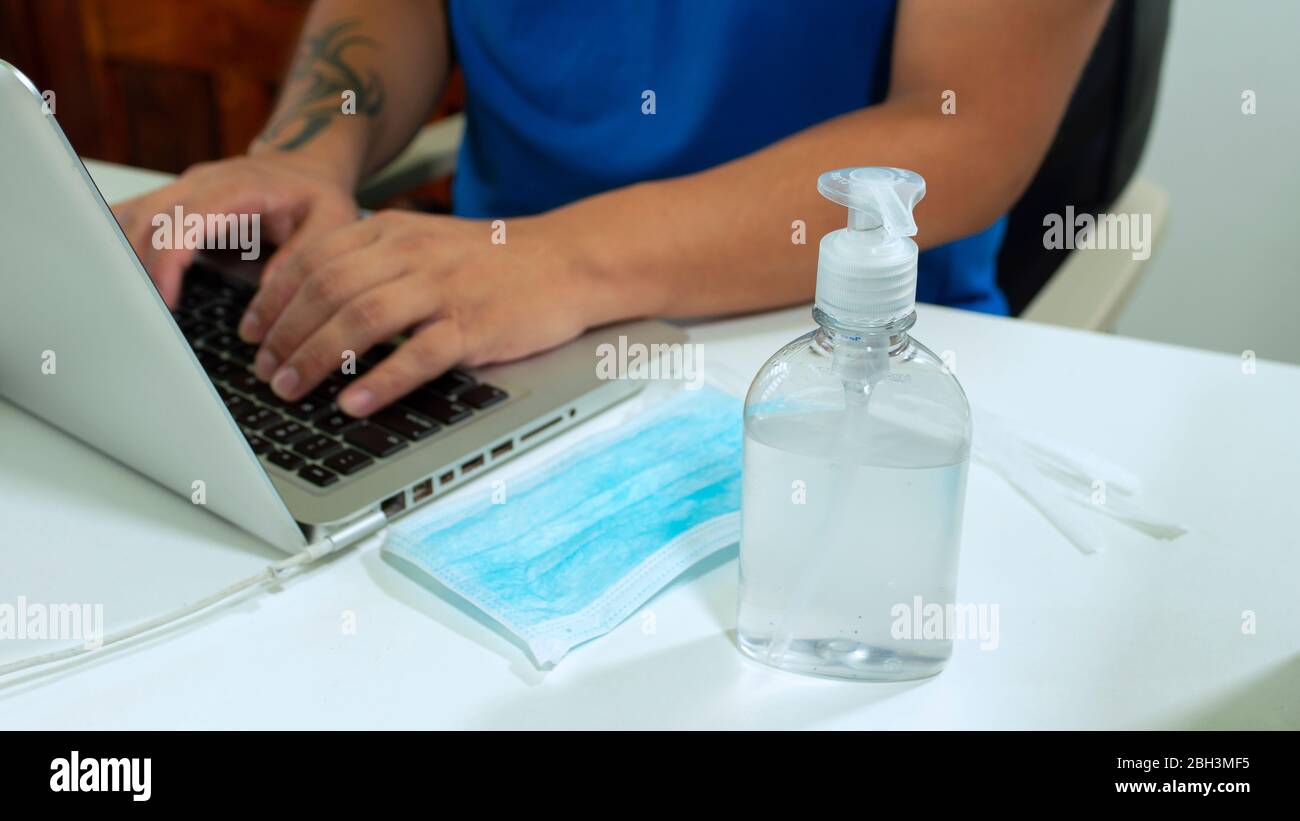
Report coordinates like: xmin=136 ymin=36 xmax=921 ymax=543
xmin=111 ymin=155 xmax=359 ymax=307
xmin=240 ymin=210 xmax=605 ymax=417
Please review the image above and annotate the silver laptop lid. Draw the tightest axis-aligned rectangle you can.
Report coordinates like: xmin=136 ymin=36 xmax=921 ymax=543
xmin=0 ymin=62 xmax=307 ymax=552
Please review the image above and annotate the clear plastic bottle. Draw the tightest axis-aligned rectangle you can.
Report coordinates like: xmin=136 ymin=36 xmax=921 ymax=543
xmin=737 ymin=168 xmax=972 ymax=681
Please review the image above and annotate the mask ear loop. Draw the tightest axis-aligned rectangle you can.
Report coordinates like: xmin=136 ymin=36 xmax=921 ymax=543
xmin=0 ymin=511 xmax=388 ymax=680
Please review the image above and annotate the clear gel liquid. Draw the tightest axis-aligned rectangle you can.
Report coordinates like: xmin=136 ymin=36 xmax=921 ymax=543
xmin=737 ymin=411 xmax=969 ymax=681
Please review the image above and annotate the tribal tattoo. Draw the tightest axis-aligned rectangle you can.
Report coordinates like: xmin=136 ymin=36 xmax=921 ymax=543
xmin=258 ymin=18 xmax=385 ymax=151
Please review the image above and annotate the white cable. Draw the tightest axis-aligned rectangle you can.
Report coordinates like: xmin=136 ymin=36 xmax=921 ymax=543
xmin=0 ymin=511 xmax=388 ymax=679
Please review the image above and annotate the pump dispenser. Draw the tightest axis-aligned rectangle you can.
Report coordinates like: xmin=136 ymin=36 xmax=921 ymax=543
xmin=737 ymin=167 xmax=972 ymax=682
xmin=814 ymin=167 xmax=925 ymax=328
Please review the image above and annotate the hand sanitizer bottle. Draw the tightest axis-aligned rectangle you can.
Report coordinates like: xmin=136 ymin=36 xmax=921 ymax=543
xmin=737 ymin=167 xmax=972 ymax=681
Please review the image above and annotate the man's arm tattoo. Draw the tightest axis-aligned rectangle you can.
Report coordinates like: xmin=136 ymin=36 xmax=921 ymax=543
xmin=259 ymin=18 xmax=385 ymax=151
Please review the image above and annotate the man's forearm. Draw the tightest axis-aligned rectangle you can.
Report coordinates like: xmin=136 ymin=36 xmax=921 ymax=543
xmin=250 ymin=0 xmax=449 ymax=191
xmin=552 ymin=100 xmax=1018 ymax=322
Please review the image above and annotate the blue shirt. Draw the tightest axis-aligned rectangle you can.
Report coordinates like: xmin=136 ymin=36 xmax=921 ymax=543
xmin=448 ymin=0 xmax=1009 ymax=315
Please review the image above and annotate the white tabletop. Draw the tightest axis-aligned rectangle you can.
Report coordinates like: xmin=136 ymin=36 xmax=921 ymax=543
xmin=1 ymin=161 xmax=1297 ymax=730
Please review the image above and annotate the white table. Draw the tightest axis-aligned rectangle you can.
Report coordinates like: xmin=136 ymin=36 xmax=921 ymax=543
xmin=1 ymin=161 xmax=1297 ymax=730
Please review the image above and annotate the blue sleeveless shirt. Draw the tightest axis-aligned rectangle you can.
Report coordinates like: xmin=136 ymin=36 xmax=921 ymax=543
xmin=447 ymin=0 xmax=1009 ymax=314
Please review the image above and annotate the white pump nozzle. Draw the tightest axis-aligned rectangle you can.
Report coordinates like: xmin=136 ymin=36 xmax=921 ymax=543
xmin=818 ymin=167 xmax=925 ymax=236
xmin=814 ymin=167 xmax=926 ymax=327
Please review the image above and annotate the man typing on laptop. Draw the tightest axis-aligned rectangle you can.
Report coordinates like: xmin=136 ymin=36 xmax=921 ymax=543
xmin=111 ymin=0 xmax=1111 ymax=420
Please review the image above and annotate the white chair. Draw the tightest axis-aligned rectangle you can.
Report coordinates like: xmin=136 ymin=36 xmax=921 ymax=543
xmin=358 ymin=114 xmax=466 ymax=206
xmin=1020 ymin=176 xmax=1169 ymax=332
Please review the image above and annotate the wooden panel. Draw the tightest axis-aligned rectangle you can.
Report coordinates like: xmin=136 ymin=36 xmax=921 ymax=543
xmin=214 ymin=72 xmax=280 ymax=158
xmin=0 ymin=0 xmax=107 ymax=158
xmin=85 ymin=0 xmax=311 ymax=80
xmin=117 ymin=63 xmax=220 ymax=172
xmin=1 ymin=0 xmax=463 ymax=193
xmin=78 ymin=0 xmax=311 ymax=166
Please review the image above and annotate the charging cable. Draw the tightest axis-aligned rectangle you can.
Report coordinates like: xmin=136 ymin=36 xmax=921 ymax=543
xmin=0 ymin=510 xmax=388 ymax=679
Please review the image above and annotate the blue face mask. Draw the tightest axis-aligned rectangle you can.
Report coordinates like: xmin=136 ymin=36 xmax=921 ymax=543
xmin=384 ymin=385 xmax=743 ymax=666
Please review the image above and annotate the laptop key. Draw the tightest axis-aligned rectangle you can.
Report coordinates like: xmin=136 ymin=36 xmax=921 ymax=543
xmin=202 ymin=330 xmax=255 ymax=363
xmin=282 ymin=393 xmax=331 ymax=421
xmin=202 ymin=330 xmax=241 ymax=351
xmin=298 ymin=464 xmax=339 ymax=488
xmin=250 ymin=382 xmax=282 ymax=406
xmin=317 ymin=378 xmax=347 ymax=401
xmin=317 ymin=410 xmax=360 ymax=435
xmin=225 ymin=397 xmax=256 ymax=419
xmin=213 ymin=281 xmax=254 ymax=306
xmin=198 ymin=301 xmax=238 ymax=326
xmin=226 ymin=371 xmax=262 ymax=394
xmin=323 ymin=448 xmax=374 ymax=476
xmin=265 ymin=421 xmax=311 ymax=445
xmin=267 ymin=449 xmax=304 ymax=471
xmin=399 ymin=392 xmax=472 ymax=425
xmin=458 ymin=384 xmax=508 ymax=410
xmin=211 ymin=360 xmax=243 ymax=382
xmin=344 ymin=424 xmax=407 ymax=458
xmin=245 ymin=435 xmax=274 ymax=455
xmin=188 ymin=271 xmax=250 ymax=306
xmin=225 ymin=341 xmax=258 ymax=366
xmin=425 ymin=369 xmax=476 ymax=398
xmin=181 ymin=320 xmax=215 ymax=342
xmin=294 ymin=434 xmax=342 ymax=461
xmin=371 ymin=406 xmax=441 ymax=441
xmin=179 ymin=287 xmax=214 ymax=311
xmin=237 ymin=407 xmax=282 ymax=431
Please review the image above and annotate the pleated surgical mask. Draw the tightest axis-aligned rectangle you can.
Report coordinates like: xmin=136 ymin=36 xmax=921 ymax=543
xmin=384 ymin=385 xmax=743 ymax=666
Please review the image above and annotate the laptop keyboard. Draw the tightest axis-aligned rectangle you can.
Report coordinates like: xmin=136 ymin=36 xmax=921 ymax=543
xmin=174 ymin=266 xmax=509 ymax=490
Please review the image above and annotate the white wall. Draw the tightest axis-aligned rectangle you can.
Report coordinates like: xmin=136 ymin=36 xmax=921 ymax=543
xmin=1113 ymin=0 xmax=1300 ymax=364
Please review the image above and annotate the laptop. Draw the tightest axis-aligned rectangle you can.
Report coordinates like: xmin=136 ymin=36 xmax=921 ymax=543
xmin=0 ymin=61 xmax=685 ymax=553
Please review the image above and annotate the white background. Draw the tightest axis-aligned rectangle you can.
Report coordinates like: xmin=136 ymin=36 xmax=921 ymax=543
xmin=1115 ymin=1 xmax=1300 ymax=363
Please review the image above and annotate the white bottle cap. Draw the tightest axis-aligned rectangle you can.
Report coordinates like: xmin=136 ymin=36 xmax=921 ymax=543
xmin=814 ymin=167 xmax=926 ymax=327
